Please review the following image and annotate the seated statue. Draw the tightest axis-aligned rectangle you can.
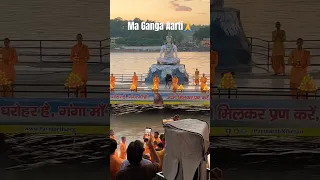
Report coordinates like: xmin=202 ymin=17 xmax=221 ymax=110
xmin=157 ymin=32 xmax=180 ymax=65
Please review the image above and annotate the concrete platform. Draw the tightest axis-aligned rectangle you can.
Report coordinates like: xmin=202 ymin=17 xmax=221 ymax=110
xmin=114 ymin=82 xmax=206 ymax=92
xmin=7 ymin=63 xmax=320 ymax=98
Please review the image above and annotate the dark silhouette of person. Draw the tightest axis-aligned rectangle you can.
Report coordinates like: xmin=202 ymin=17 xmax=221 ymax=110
xmin=165 ymin=73 xmax=172 ymax=89
xmin=153 ymin=93 xmax=163 ymax=105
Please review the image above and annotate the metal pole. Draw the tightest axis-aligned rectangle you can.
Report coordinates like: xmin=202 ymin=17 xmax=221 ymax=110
xmin=40 ymin=40 xmax=43 ymax=63
xmin=250 ymin=37 xmax=253 ymax=55
xmin=267 ymin=41 xmax=270 ymax=72
xmin=99 ymin=41 xmax=102 ymax=63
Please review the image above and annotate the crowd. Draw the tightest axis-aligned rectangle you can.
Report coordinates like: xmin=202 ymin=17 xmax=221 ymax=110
xmin=109 ymin=129 xmax=165 ymax=180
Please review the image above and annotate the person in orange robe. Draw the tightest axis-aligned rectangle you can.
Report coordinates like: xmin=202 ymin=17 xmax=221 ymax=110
xmin=0 ymin=38 xmax=18 ymax=97
xmin=210 ymin=41 xmax=219 ymax=98
xmin=200 ymin=73 xmax=207 ymax=91
xmin=288 ymin=38 xmax=310 ymax=98
xmin=110 ymin=129 xmax=116 ymax=140
xmin=143 ymin=134 xmax=154 ymax=161
xmin=131 ymin=72 xmax=138 ymax=92
xmin=172 ymin=74 xmax=179 ymax=92
xmin=110 ymin=73 xmax=116 ymax=91
xmin=110 ymin=138 xmax=124 ymax=180
xmin=194 ymin=69 xmax=200 ymax=85
xmin=119 ymin=136 xmax=127 ymax=159
xmin=153 ymin=132 xmax=161 ymax=149
xmin=70 ymin=34 xmax=90 ymax=98
xmin=152 ymin=74 xmax=160 ymax=91
xmin=156 ymin=145 xmax=165 ymax=170
xmin=271 ymin=22 xmax=286 ymax=75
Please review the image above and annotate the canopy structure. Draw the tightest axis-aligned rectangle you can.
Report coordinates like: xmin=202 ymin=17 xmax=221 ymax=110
xmin=162 ymin=119 xmax=210 ymax=180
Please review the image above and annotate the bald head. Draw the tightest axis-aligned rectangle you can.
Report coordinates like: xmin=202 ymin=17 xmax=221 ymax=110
xmin=297 ymin=38 xmax=303 ymax=49
xmin=4 ymin=38 xmax=10 ymax=48
xmin=76 ymin=34 xmax=83 ymax=44
xmin=275 ymin=22 xmax=281 ymax=29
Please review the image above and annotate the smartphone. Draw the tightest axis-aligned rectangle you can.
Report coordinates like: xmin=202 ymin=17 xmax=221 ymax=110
xmin=144 ymin=128 xmax=152 ymax=142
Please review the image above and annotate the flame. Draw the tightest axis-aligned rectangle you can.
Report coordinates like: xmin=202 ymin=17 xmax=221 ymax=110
xmin=178 ymin=84 xmax=184 ymax=91
xmin=218 ymin=72 xmax=237 ymax=89
xmin=298 ymin=75 xmax=317 ymax=92
xmin=0 ymin=71 xmax=12 ymax=86
xmin=130 ymin=84 xmax=136 ymax=90
xmin=64 ymin=72 xmax=83 ymax=88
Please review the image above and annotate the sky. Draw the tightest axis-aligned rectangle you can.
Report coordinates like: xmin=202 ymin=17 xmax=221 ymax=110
xmin=110 ymin=0 xmax=210 ymax=25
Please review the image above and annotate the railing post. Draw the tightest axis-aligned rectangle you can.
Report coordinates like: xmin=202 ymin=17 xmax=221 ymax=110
xmin=40 ymin=40 xmax=43 ymax=63
xmin=250 ymin=37 xmax=253 ymax=56
xmin=99 ymin=40 xmax=102 ymax=63
xmin=267 ymin=41 xmax=270 ymax=72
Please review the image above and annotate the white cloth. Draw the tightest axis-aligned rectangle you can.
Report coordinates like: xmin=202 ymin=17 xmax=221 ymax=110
xmin=119 ymin=159 xmax=152 ymax=170
xmin=162 ymin=119 xmax=209 ymax=180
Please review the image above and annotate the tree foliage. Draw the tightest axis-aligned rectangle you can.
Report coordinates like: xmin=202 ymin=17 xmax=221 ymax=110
xmin=193 ymin=26 xmax=210 ymax=41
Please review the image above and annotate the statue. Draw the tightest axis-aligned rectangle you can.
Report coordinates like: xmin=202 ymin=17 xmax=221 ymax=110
xmin=145 ymin=32 xmax=189 ymax=84
xmin=211 ymin=0 xmax=224 ymax=9
xmin=211 ymin=0 xmax=252 ymax=72
xmin=157 ymin=32 xmax=180 ymax=65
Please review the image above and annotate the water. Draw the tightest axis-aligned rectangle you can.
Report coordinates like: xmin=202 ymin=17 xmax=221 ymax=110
xmin=0 ymin=0 xmax=108 ymax=40
xmin=0 ymin=1 xmax=109 ymax=179
xmin=225 ymin=0 xmax=320 ymax=41
xmin=1 ymin=134 xmax=109 ymax=180
xmin=111 ymin=104 xmax=209 ymax=147
xmin=0 ymin=0 xmax=109 ymax=63
xmin=110 ymin=52 xmax=210 ymax=75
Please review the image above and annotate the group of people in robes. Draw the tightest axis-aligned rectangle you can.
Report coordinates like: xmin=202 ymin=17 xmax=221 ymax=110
xmin=194 ymin=69 xmax=209 ymax=92
xmin=271 ymin=22 xmax=311 ymax=97
xmin=0 ymin=34 xmax=90 ymax=98
xmin=109 ymin=129 xmax=165 ymax=180
xmin=211 ymin=22 xmax=313 ymax=98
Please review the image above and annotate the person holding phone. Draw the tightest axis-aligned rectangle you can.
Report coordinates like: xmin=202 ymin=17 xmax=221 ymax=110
xmin=115 ymin=138 xmax=161 ymax=180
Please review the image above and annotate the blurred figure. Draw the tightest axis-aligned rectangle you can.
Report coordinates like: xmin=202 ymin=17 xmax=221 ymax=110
xmin=110 ymin=73 xmax=116 ymax=91
xmin=173 ymin=114 xmax=180 ymax=121
xmin=153 ymin=93 xmax=163 ymax=105
xmin=70 ymin=34 xmax=90 ymax=97
xmin=130 ymin=72 xmax=138 ymax=92
xmin=271 ymin=22 xmax=286 ymax=75
xmin=110 ymin=129 xmax=116 ymax=140
xmin=165 ymin=73 xmax=172 ymax=89
xmin=159 ymin=134 xmax=165 ymax=147
xmin=156 ymin=142 xmax=165 ymax=171
xmin=211 ymin=168 xmax=224 ymax=180
xmin=172 ymin=74 xmax=179 ymax=92
xmin=0 ymin=38 xmax=18 ymax=97
xmin=153 ymin=132 xmax=161 ymax=145
xmin=200 ymin=73 xmax=207 ymax=91
xmin=119 ymin=137 xmax=127 ymax=159
xmin=110 ymin=138 xmax=124 ymax=180
xmin=210 ymin=40 xmax=219 ymax=89
xmin=152 ymin=74 xmax=160 ymax=92
xmin=142 ymin=154 xmax=151 ymax=161
xmin=288 ymin=38 xmax=310 ymax=98
xmin=156 ymin=142 xmax=164 ymax=151
xmin=115 ymin=139 xmax=160 ymax=180
xmin=195 ymin=68 xmax=200 ymax=85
